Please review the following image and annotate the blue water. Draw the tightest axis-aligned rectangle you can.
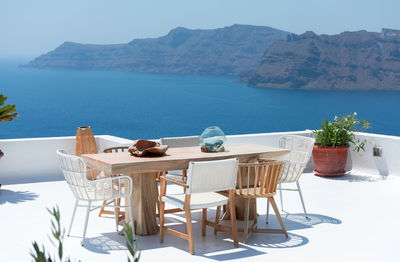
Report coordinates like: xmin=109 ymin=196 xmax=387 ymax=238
xmin=1 ymin=59 xmax=400 ymax=140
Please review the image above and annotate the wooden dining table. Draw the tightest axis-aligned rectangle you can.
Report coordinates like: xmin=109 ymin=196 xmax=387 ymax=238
xmin=82 ymin=143 xmax=289 ymax=236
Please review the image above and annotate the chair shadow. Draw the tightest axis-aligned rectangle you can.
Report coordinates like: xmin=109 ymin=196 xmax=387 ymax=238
xmin=0 ymin=189 xmax=39 ymax=205
xmin=144 ymin=214 xmax=268 ymax=261
xmin=242 ymin=212 xmax=340 ymax=250
xmin=278 ymin=213 xmax=342 ymax=231
xmin=242 ymin=232 xmax=308 ymax=249
xmin=79 ymin=211 xmax=339 ymax=261
xmin=81 ymin=233 xmax=127 ymax=254
xmin=146 ymin=210 xmax=310 ymax=261
xmin=80 ymin=213 xmax=267 ymax=260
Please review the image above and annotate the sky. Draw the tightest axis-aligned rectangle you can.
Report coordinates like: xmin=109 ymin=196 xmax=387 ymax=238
xmin=0 ymin=0 xmax=399 ymax=58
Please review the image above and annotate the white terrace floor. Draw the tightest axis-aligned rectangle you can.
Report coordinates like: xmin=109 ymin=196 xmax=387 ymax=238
xmin=1 ymin=172 xmax=400 ymax=262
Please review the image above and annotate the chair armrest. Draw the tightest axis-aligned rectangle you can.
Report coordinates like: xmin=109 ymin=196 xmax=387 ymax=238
xmin=160 ymin=176 xmax=189 ymax=188
xmin=279 ymin=160 xmax=308 ymax=183
xmin=257 ymin=158 xmax=278 ymax=163
xmin=88 ymin=175 xmax=133 ymax=197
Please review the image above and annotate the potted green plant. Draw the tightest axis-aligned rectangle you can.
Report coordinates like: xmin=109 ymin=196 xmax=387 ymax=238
xmin=312 ymin=113 xmax=370 ymax=177
xmin=0 ymin=94 xmax=18 ymax=159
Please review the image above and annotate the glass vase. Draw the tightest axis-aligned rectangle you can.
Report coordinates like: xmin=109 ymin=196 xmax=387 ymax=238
xmin=199 ymin=126 xmax=226 ymax=152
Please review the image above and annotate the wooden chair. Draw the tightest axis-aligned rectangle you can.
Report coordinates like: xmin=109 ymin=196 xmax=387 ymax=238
xmin=98 ymin=146 xmax=129 ymax=229
xmin=56 ymin=149 xmax=135 ymax=245
xmin=156 ymin=136 xmax=199 ymax=217
xmin=159 ymin=158 xmax=239 ymax=255
xmin=259 ymin=135 xmax=315 ymax=222
xmin=227 ymin=161 xmax=288 ymax=243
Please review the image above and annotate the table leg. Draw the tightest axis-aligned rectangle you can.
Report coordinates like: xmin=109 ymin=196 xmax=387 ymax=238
xmin=126 ymin=172 xmax=158 ymax=235
xmin=224 ymin=198 xmax=256 ymax=220
xmin=235 ymin=198 xmax=256 ymax=220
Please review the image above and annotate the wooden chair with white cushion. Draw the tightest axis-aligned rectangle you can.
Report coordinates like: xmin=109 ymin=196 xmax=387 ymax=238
xmin=159 ymin=158 xmax=239 ymax=255
xmin=56 ymin=149 xmax=135 ymax=245
xmin=156 ymin=136 xmax=199 ymax=216
xmin=259 ymin=135 xmax=315 ymax=222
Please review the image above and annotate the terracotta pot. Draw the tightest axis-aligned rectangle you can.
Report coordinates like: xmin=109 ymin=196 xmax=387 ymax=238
xmin=312 ymin=145 xmax=349 ymax=177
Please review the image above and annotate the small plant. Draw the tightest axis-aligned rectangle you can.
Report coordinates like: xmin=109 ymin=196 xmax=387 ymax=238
xmin=0 ymin=94 xmax=18 ymax=182
xmin=30 ymin=206 xmax=74 ymax=262
xmin=30 ymin=206 xmax=140 ymax=261
xmin=123 ymin=223 xmax=141 ymax=262
xmin=0 ymin=94 xmax=18 ymax=122
xmin=313 ymin=113 xmax=370 ymax=152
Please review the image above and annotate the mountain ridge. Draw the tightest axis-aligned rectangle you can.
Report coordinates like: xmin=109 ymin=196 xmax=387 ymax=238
xmin=24 ymin=24 xmax=289 ymax=76
xmin=241 ymin=28 xmax=400 ymax=90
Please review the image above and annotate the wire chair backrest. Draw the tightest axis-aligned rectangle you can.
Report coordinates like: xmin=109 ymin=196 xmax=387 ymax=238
xmin=103 ymin=146 xmax=129 ymax=153
xmin=56 ymin=149 xmax=131 ymax=201
xmin=278 ymin=135 xmax=315 ymax=183
xmin=56 ymin=149 xmax=91 ymax=200
xmin=237 ymin=161 xmax=284 ymax=197
xmin=279 ymin=135 xmax=315 ymax=163
xmin=160 ymin=136 xmax=199 ymax=148
xmin=186 ymin=158 xmax=239 ymax=194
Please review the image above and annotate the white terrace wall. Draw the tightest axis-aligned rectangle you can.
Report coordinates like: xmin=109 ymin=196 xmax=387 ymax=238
xmin=0 ymin=135 xmax=132 ymax=185
xmin=0 ymin=131 xmax=313 ymax=184
xmin=0 ymin=130 xmax=399 ymax=185
xmin=349 ymin=132 xmax=400 ymax=177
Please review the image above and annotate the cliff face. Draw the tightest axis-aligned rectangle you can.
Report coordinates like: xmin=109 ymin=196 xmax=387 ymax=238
xmin=24 ymin=25 xmax=288 ymax=76
xmin=241 ymin=29 xmax=400 ymax=90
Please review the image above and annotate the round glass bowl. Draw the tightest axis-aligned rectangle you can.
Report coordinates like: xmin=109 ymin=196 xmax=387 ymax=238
xmin=199 ymin=126 xmax=226 ymax=152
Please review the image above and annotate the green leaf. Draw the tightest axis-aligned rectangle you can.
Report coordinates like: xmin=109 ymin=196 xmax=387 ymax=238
xmin=313 ymin=114 xmax=370 ymax=151
xmin=0 ymin=94 xmax=18 ymax=122
xmin=0 ymin=95 xmax=7 ymax=106
xmin=124 ymin=223 xmax=140 ymax=262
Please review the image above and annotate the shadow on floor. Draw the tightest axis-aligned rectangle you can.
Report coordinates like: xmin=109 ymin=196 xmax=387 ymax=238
xmin=81 ymin=220 xmax=269 ymax=260
xmin=80 ymin=234 xmax=127 ymax=254
xmin=0 ymin=189 xmax=39 ymax=204
xmin=316 ymin=171 xmax=386 ymax=183
xmin=278 ymin=213 xmax=342 ymax=231
xmin=79 ymin=210 xmax=340 ymax=260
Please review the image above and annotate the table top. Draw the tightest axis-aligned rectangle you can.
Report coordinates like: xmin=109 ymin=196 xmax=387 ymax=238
xmin=82 ymin=143 xmax=289 ymax=174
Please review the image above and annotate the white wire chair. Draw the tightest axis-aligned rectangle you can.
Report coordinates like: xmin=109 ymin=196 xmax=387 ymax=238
xmin=259 ymin=135 xmax=315 ymax=222
xmin=56 ymin=149 xmax=135 ymax=245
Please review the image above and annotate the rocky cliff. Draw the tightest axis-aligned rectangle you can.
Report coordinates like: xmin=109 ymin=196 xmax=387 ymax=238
xmin=241 ymin=29 xmax=400 ymax=90
xmin=24 ymin=25 xmax=288 ymax=76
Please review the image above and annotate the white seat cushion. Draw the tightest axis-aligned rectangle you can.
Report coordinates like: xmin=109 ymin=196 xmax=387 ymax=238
xmin=162 ymin=192 xmax=228 ymax=209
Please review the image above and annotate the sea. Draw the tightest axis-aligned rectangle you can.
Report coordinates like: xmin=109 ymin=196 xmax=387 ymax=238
xmin=1 ymin=58 xmax=400 ymax=140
